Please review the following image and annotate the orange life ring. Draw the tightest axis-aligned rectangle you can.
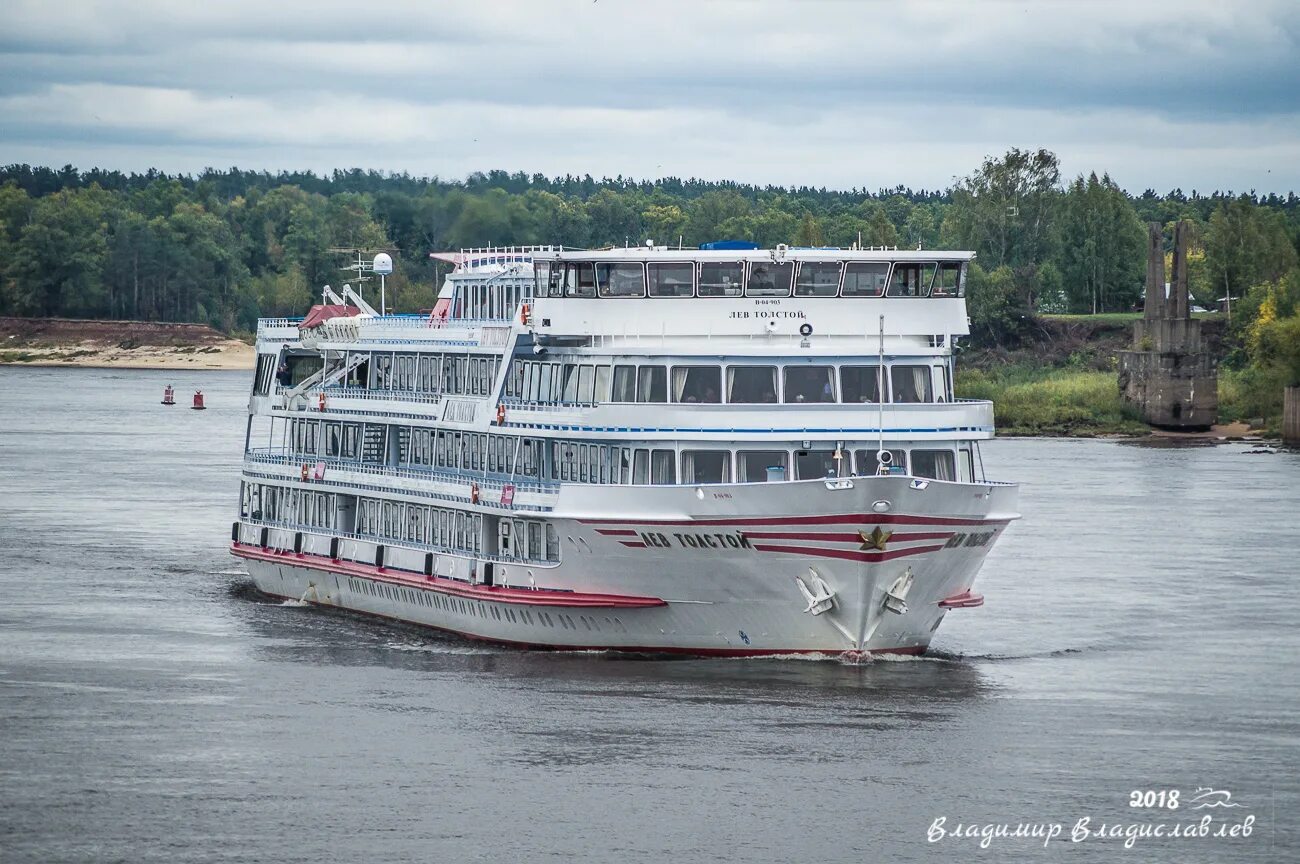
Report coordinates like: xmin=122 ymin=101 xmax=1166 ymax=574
xmin=470 ymin=482 xmax=480 ymax=505
xmin=520 ymin=303 xmax=532 ymax=325
xmin=300 ymin=464 xmax=310 ymax=482
xmin=495 ymin=404 xmax=506 ymax=425
xmin=317 ymin=392 xmax=327 ymax=411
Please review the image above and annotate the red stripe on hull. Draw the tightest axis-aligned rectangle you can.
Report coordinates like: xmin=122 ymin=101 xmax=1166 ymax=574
xmin=252 ymin=585 xmax=928 ymax=658
xmin=750 ymin=543 xmax=946 ymax=563
xmin=618 ymin=540 xmax=648 ymax=548
xmin=742 ymin=530 xmax=954 ymax=543
xmin=596 ymin=528 xmax=639 ymax=537
xmin=231 ymin=543 xmax=665 ymax=608
xmin=579 ymin=513 xmax=1010 ymax=528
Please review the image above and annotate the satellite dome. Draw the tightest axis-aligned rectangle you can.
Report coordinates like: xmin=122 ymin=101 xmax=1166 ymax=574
xmin=373 ymin=253 xmax=393 ymax=275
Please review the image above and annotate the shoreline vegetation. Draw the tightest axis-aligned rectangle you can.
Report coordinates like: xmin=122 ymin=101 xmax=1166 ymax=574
xmin=2 ymin=151 xmax=1296 ymax=437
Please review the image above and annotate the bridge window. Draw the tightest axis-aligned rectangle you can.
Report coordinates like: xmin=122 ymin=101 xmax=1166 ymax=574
xmin=738 ymin=450 xmax=788 ymax=483
xmin=887 ymin=262 xmax=932 ymax=297
xmin=534 ymin=261 xmax=551 ymax=295
xmin=842 ymin=261 xmax=889 ymax=297
xmin=784 ymin=365 xmax=836 ymax=403
xmin=854 ymin=448 xmax=907 ymax=475
xmin=577 ymin=365 xmax=596 ymax=403
xmin=746 ymin=261 xmax=794 ymax=297
xmin=648 ymin=262 xmax=694 ymax=297
xmin=840 ymin=365 xmax=883 ymax=403
xmin=597 ymin=263 xmax=646 ymax=298
xmin=891 ymin=365 xmax=933 ymax=403
xmin=795 ymin=262 xmax=841 ymax=297
xmin=673 ymin=366 xmax=721 ymax=403
xmin=698 ymin=262 xmax=743 ymax=297
xmin=911 ymin=449 xmax=956 ymax=481
xmin=933 ymin=262 xmax=964 ymax=297
xmin=726 ymin=366 xmax=777 ymax=403
xmin=563 ymin=262 xmax=597 ymax=298
xmin=681 ymin=450 xmax=731 ymax=484
xmin=636 ymin=365 xmax=667 ymax=403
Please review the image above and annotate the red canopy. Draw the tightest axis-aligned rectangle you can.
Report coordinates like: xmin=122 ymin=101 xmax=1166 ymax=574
xmin=299 ymin=304 xmax=360 ymax=329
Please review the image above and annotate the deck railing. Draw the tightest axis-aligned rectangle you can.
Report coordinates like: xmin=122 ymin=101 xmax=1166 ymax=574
xmin=244 ymin=449 xmax=559 ymax=495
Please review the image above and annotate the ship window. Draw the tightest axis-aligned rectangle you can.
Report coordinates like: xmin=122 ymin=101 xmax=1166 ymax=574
xmin=577 ymin=365 xmax=595 ymax=403
xmin=632 ymin=449 xmax=649 ymax=485
xmin=842 ymin=262 xmax=889 ymax=297
xmin=726 ymin=366 xmax=778 ymax=403
xmin=618 ymin=447 xmax=632 ymax=484
xmin=746 ymin=261 xmax=794 ymax=297
xmin=854 ymin=448 xmax=907 ymax=475
xmin=784 ymin=366 xmax=836 ymax=403
xmin=534 ymin=261 xmax=550 ymax=296
xmin=794 ymin=262 xmax=841 ymax=297
xmin=891 ymin=365 xmax=933 ymax=403
xmin=887 ymin=262 xmax=932 ymax=297
xmin=959 ymin=447 xmax=974 ymax=482
xmin=672 ymin=366 xmax=721 ymax=403
xmin=648 ymin=262 xmax=694 ymax=297
xmin=562 ymin=364 xmax=579 ymax=402
xmin=563 ymin=262 xmax=597 ymax=298
xmin=840 ymin=365 xmax=883 ymax=403
xmin=594 ymin=365 xmax=612 ymax=402
xmin=681 ymin=450 xmax=731 ymax=484
xmin=795 ymin=450 xmax=840 ymax=480
xmin=738 ymin=450 xmax=788 ymax=483
xmin=698 ymin=262 xmax=744 ymax=297
xmin=911 ymin=449 xmax=956 ymax=481
xmin=636 ymin=365 xmax=667 ymax=403
xmin=611 ymin=365 xmax=636 ymax=401
xmin=597 ymin=263 xmax=646 ymax=298
xmin=933 ymin=262 xmax=964 ymax=297
xmin=651 ymin=449 xmax=675 ymax=484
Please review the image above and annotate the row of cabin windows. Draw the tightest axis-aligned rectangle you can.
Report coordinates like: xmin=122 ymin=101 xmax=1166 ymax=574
xmin=241 ymin=483 xmax=336 ymax=528
xmin=546 ymin=442 xmax=968 ymax=484
xmin=498 ymin=518 xmax=561 ymax=563
xmin=451 ymin=280 xmax=532 ymax=321
xmin=357 ymin=497 xmax=485 ymax=557
xmin=507 ymin=361 xmax=945 ymax=405
xmin=281 ymin=418 xmax=967 ymax=484
xmin=369 ymin=352 xmax=499 ymax=396
xmin=286 ymin=419 xmax=545 ymax=479
xmin=404 ymin=428 xmax=543 ymax=478
xmin=535 ymin=260 xmax=965 ymax=299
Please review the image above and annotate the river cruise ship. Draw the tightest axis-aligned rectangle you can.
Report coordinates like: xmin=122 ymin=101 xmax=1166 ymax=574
xmin=231 ymin=244 xmax=1020 ymax=656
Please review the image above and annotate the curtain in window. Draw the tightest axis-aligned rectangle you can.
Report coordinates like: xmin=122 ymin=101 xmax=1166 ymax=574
xmin=913 ymin=367 xmax=930 ymax=402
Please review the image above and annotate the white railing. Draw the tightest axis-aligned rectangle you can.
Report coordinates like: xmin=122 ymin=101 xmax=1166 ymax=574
xmin=323 ymin=387 xmax=443 ymax=405
xmin=245 ymin=449 xmax=559 ymax=495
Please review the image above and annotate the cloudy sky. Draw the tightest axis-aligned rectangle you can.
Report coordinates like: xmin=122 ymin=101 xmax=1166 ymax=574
xmin=1 ymin=0 xmax=1297 ymax=193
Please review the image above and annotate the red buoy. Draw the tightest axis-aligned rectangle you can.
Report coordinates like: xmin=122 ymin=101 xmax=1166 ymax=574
xmin=162 ymin=385 xmax=175 ymax=405
xmin=191 ymin=390 xmax=206 ymax=410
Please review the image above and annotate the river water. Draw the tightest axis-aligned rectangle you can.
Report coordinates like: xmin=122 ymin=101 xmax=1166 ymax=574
xmin=1 ymin=367 xmax=1296 ymax=863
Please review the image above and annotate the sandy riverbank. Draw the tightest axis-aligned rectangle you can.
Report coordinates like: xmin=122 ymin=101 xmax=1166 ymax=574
xmin=1 ymin=317 xmax=255 ymax=370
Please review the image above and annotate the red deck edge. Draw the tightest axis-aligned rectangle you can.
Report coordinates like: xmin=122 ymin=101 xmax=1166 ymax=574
xmin=230 ymin=543 xmax=666 ymax=609
xmin=252 ymin=584 xmax=928 ymax=658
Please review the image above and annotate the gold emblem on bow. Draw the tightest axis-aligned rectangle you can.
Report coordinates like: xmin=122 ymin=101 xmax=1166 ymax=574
xmin=859 ymin=526 xmax=892 ymax=551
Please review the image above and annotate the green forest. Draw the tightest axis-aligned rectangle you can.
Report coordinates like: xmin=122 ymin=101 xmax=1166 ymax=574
xmin=2 ymin=148 xmax=1299 ymax=428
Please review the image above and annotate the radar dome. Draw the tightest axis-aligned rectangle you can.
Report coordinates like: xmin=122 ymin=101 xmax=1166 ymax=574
xmin=373 ymin=253 xmax=393 ymax=275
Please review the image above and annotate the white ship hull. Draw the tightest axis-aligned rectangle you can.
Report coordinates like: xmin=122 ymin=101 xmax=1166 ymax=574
xmin=234 ymin=475 xmax=1016 ymax=656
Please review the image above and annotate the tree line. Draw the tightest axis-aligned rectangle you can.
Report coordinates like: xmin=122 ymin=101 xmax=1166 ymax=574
xmin=1 ymin=153 xmax=1298 ymax=344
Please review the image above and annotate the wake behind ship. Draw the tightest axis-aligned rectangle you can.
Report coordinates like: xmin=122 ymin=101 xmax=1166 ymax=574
xmin=231 ymin=244 xmax=1020 ymax=656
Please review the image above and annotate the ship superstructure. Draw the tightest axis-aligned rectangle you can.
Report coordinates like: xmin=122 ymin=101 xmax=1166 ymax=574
xmin=232 ymin=244 xmax=1019 ymax=655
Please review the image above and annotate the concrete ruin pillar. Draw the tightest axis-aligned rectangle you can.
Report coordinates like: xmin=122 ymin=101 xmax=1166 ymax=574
xmin=1285 ymin=386 xmax=1300 ymax=446
xmin=1119 ymin=219 xmax=1217 ymax=430
xmin=1171 ymin=220 xmax=1191 ymax=319
xmin=1143 ymin=223 xmax=1165 ymax=319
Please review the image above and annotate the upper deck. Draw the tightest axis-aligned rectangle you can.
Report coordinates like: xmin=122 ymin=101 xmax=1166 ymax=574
xmin=528 ymin=246 xmax=974 ymax=344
